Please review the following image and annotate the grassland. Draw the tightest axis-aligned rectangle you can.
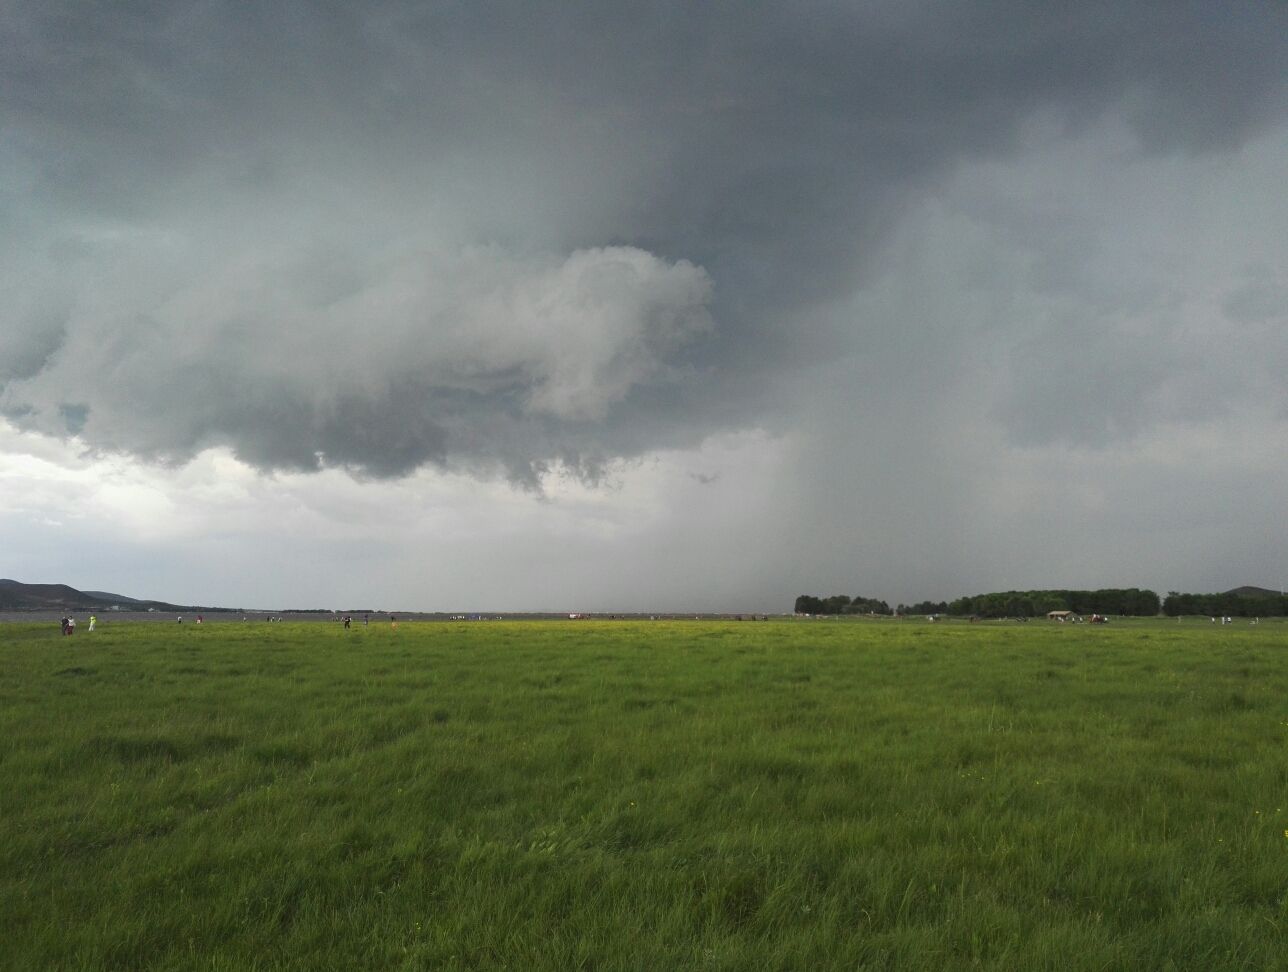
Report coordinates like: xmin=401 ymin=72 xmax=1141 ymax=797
xmin=2 ymin=618 xmax=1286 ymax=970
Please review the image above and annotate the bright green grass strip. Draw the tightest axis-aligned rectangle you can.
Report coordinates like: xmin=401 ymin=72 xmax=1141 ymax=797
xmin=2 ymin=618 xmax=1286 ymax=970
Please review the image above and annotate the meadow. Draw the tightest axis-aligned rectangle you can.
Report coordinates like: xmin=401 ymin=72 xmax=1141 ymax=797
xmin=2 ymin=617 xmax=1286 ymax=970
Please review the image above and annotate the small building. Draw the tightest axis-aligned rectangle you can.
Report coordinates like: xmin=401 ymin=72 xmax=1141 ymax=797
xmin=1047 ymin=610 xmax=1073 ymax=621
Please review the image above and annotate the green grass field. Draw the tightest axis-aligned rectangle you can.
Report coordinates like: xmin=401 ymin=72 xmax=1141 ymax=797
xmin=2 ymin=618 xmax=1286 ymax=970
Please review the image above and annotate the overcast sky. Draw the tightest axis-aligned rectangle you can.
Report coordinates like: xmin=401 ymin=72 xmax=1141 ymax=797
xmin=2 ymin=2 xmax=1286 ymax=611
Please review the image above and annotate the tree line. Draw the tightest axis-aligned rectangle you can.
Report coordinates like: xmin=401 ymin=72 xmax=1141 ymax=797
xmin=796 ymin=588 xmax=1288 ymax=618
xmin=795 ymin=588 xmax=1161 ymax=618
xmin=1162 ymin=591 xmax=1287 ymax=617
xmin=948 ymin=589 xmax=1161 ymax=618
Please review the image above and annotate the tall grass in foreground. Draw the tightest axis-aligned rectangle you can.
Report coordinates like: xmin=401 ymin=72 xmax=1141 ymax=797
xmin=2 ymin=618 xmax=1286 ymax=970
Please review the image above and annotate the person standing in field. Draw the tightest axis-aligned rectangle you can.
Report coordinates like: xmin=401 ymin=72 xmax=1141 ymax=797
xmin=390 ymin=615 xmax=398 ymax=631
xmin=88 ymin=615 xmax=96 ymax=632
xmin=60 ymin=616 xmax=69 ymax=635
xmin=67 ymin=617 xmax=76 ymax=635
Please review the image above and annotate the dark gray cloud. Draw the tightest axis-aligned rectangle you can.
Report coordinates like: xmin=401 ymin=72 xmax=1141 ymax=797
xmin=2 ymin=1 xmax=1286 ymax=483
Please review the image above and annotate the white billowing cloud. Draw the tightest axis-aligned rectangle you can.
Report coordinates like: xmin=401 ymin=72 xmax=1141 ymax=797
xmin=433 ymin=246 xmax=712 ymax=421
xmin=1 ymin=242 xmax=712 ymax=478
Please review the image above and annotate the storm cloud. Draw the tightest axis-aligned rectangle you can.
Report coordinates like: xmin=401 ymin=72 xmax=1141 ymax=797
xmin=3 ymin=2 xmax=1287 ymax=608
xmin=5 ymin=1 xmax=1285 ymax=482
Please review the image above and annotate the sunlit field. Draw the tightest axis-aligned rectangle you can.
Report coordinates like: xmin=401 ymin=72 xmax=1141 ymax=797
xmin=2 ymin=617 xmax=1286 ymax=970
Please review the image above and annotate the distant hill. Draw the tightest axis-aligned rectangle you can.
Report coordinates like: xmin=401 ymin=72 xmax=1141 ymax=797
xmin=0 ymin=579 xmax=190 ymax=612
xmin=1224 ymin=585 xmax=1284 ymax=599
xmin=80 ymin=590 xmax=148 ymax=606
xmin=0 ymin=579 xmax=99 ymax=610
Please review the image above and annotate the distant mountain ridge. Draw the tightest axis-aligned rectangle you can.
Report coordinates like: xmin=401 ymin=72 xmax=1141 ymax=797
xmin=0 ymin=579 xmax=190 ymax=612
xmin=80 ymin=590 xmax=148 ymax=605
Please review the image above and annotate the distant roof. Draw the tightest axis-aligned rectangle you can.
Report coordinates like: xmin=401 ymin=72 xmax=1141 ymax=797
xmin=1224 ymin=586 xmax=1283 ymax=599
